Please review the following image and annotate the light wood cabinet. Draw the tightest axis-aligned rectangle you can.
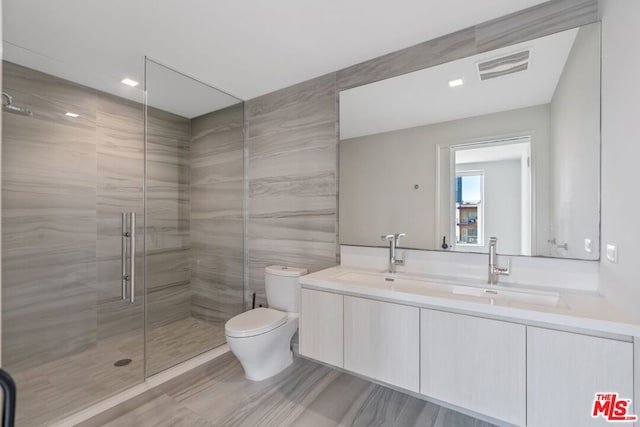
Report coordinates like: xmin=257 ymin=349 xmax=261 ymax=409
xmin=299 ymin=288 xmax=343 ymax=368
xmin=299 ymin=286 xmax=636 ymax=427
xmin=420 ymin=309 xmax=526 ymax=425
xmin=527 ymin=327 xmax=634 ymax=427
xmin=344 ymin=296 xmax=420 ymax=392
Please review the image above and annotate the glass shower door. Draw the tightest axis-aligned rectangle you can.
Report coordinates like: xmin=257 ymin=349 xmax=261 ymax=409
xmin=1 ymin=46 xmax=146 ymax=425
xmin=144 ymin=58 xmax=245 ymax=375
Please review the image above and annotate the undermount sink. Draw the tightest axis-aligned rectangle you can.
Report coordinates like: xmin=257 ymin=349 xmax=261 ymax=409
xmin=332 ymin=270 xmax=563 ymax=308
xmin=450 ymin=285 xmax=561 ymax=307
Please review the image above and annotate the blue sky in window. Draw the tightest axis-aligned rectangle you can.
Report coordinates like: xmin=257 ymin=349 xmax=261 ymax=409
xmin=460 ymin=175 xmax=481 ymax=203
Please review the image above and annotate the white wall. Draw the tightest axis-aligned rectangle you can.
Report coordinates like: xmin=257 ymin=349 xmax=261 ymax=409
xmin=339 ymin=104 xmax=550 ymax=252
xmin=457 ymin=160 xmax=522 ymax=254
xmin=599 ymin=1 xmax=640 ymax=410
xmin=549 ymin=23 xmax=601 ymax=260
xmin=599 ymin=0 xmax=640 ymax=321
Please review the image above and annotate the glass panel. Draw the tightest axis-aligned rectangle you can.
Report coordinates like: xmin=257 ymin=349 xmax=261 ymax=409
xmin=144 ymin=58 xmax=244 ymax=375
xmin=2 ymin=45 xmax=145 ymax=425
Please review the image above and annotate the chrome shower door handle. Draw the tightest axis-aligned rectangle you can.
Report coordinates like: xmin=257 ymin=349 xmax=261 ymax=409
xmin=121 ymin=212 xmax=136 ymax=303
xmin=121 ymin=212 xmax=128 ymax=300
xmin=129 ymin=212 xmax=136 ymax=303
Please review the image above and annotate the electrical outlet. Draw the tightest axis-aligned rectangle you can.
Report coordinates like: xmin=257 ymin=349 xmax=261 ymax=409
xmin=606 ymin=244 xmax=618 ymax=263
xmin=584 ymin=238 xmax=592 ymax=253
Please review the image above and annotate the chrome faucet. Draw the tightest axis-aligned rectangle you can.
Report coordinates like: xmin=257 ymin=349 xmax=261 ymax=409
xmin=488 ymin=237 xmax=510 ymax=285
xmin=381 ymin=233 xmax=405 ymax=273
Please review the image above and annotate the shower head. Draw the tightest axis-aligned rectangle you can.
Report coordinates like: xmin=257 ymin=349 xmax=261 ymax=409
xmin=2 ymin=91 xmax=33 ymax=116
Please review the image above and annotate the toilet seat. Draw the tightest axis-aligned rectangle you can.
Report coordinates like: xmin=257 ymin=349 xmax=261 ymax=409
xmin=225 ymin=307 xmax=287 ymax=338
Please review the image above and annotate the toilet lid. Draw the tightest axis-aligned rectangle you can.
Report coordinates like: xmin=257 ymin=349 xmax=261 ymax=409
xmin=225 ymin=307 xmax=287 ymax=338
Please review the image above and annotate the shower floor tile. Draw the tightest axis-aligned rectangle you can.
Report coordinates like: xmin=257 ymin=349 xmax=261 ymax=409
xmin=11 ymin=316 xmax=225 ymax=427
xmin=147 ymin=316 xmax=226 ymax=376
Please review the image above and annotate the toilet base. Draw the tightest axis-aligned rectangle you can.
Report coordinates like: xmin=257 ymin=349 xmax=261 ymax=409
xmin=245 ymin=350 xmax=293 ymax=382
xmin=226 ymin=315 xmax=298 ymax=382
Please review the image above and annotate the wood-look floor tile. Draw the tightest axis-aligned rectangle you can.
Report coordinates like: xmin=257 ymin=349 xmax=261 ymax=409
xmin=288 ymin=374 xmax=373 ymax=426
xmin=100 ymin=394 xmax=214 ymax=427
xmin=84 ymin=354 xmax=496 ymax=427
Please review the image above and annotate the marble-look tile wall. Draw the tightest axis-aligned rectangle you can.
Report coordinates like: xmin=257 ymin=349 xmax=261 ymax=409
xmin=190 ymin=104 xmax=244 ymax=322
xmin=244 ymin=0 xmax=598 ymax=304
xmin=1 ymin=61 xmax=194 ymax=370
xmin=246 ymin=74 xmax=339 ymax=306
xmin=2 ymin=61 xmax=99 ymax=371
xmin=146 ymin=108 xmax=191 ymax=330
xmin=95 ymin=92 xmax=144 ymax=341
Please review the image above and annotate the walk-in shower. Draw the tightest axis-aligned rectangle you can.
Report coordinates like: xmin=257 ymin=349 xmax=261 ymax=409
xmin=1 ymin=46 xmax=245 ymax=426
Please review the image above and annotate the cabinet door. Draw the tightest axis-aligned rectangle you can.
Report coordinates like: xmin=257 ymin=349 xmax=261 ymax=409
xmin=527 ymin=327 xmax=634 ymax=427
xmin=421 ymin=309 xmax=526 ymax=426
xmin=299 ymin=288 xmax=343 ymax=368
xmin=344 ymin=296 xmax=420 ymax=392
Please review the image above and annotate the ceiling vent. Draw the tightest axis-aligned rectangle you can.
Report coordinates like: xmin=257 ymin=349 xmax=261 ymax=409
xmin=477 ymin=49 xmax=531 ymax=81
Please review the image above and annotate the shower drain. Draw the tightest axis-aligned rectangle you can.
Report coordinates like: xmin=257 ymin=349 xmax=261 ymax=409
xmin=114 ymin=358 xmax=132 ymax=367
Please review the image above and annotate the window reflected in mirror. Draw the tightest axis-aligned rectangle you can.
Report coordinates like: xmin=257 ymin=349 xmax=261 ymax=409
xmin=455 ymin=172 xmax=483 ymax=246
xmin=451 ymin=138 xmax=531 ymax=255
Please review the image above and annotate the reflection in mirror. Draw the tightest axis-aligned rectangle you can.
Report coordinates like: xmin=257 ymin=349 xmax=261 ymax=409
xmin=452 ymin=138 xmax=531 ymax=255
xmin=455 ymin=172 xmax=484 ymax=246
xmin=339 ymin=22 xmax=600 ymax=260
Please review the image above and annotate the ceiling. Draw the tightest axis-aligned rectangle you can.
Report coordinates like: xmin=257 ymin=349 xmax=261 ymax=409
xmin=456 ymin=140 xmax=531 ymax=164
xmin=3 ymin=0 xmax=550 ymax=111
xmin=339 ymin=27 xmax=578 ymax=139
xmin=146 ymin=59 xmax=241 ymax=118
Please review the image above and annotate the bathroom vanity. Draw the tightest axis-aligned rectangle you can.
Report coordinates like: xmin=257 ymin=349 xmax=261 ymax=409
xmin=298 ymin=265 xmax=638 ymax=426
xmin=320 ymin=13 xmax=636 ymax=425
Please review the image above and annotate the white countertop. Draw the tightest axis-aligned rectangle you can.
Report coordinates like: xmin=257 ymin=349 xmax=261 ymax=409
xmin=299 ymin=265 xmax=640 ymax=337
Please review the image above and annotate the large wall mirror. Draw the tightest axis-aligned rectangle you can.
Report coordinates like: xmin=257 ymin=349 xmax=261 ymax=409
xmin=339 ymin=22 xmax=600 ymax=260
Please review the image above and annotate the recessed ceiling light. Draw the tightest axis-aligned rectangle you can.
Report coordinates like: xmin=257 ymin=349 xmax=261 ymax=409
xmin=448 ymin=78 xmax=464 ymax=88
xmin=65 ymin=112 xmax=79 ymax=118
xmin=121 ymin=78 xmax=139 ymax=87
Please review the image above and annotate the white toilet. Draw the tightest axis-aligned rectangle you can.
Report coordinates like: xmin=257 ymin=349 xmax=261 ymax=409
xmin=225 ymin=265 xmax=307 ymax=381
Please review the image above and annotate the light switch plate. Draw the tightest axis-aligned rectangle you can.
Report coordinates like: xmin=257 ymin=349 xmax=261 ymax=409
xmin=606 ymin=244 xmax=618 ymax=263
xmin=584 ymin=238 xmax=592 ymax=253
